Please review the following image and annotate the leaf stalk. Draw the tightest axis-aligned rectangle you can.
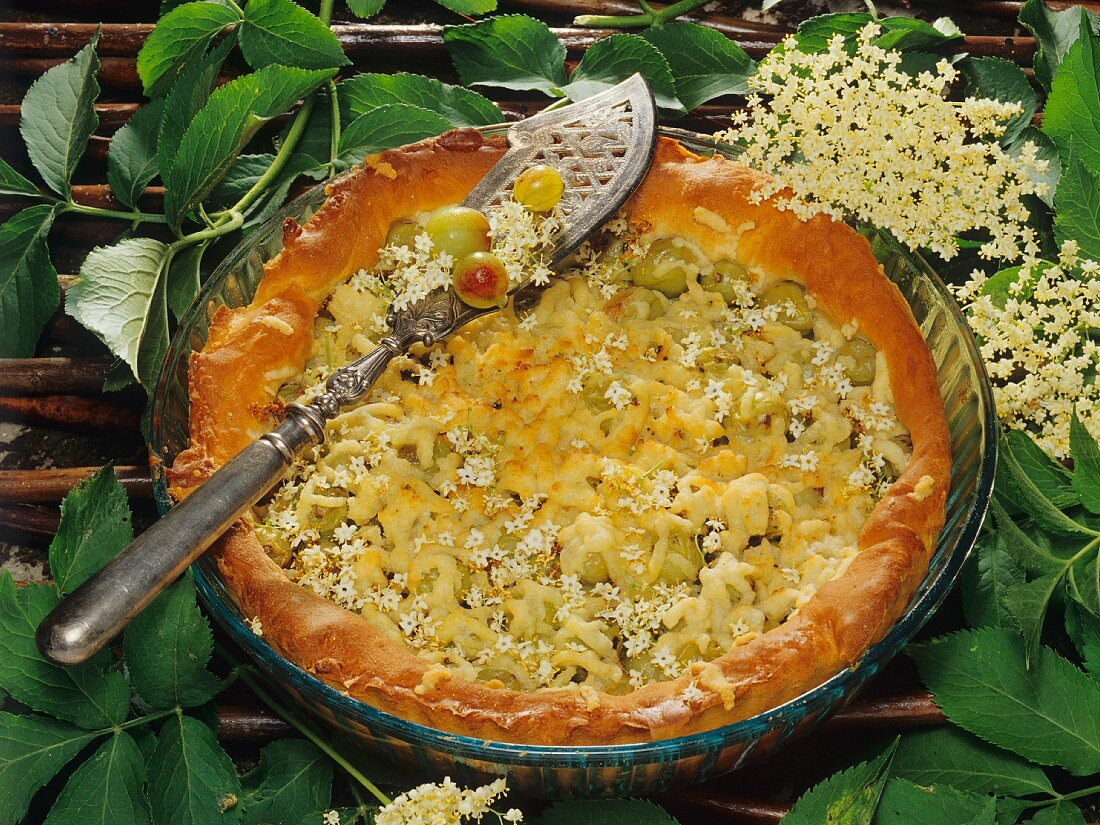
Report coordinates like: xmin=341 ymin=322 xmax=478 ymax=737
xmin=574 ymin=0 xmax=710 ymax=28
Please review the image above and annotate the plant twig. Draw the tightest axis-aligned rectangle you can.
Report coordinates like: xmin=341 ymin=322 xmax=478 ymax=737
xmin=574 ymin=0 xmax=711 ymax=27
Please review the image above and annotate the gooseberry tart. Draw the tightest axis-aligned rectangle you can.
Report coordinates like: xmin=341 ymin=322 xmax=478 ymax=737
xmin=168 ymin=131 xmax=950 ymax=745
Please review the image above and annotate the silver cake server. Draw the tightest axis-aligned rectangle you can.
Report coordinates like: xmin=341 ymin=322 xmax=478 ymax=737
xmin=38 ymin=74 xmax=657 ymax=666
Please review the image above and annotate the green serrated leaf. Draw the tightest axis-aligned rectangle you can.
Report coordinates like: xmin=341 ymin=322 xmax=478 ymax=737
xmin=295 ymin=810 xmax=362 ymax=825
xmin=961 ymin=57 xmax=1035 ymax=147
xmin=988 ymin=498 xmax=1066 ymax=576
xmin=167 ymin=241 xmax=208 ymax=321
xmin=787 ymin=13 xmax=873 ymax=54
xmin=1065 ymin=600 xmax=1100 ymax=676
xmin=444 ymin=15 xmax=566 ymax=95
xmin=0 ymin=204 xmax=59 ymax=357
xmin=962 ymin=529 xmax=1025 ymax=629
xmin=19 ymin=34 xmax=100 ymax=196
xmin=49 ymin=466 xmax=132 ymax=595
xmin=66 ymin=238 xmax=171 ymax=386
xmin=0 ymin=156 xmax=42 ymax=198
xmin=873 ymin=779 xmax=996 ymax=825
xmin=0 ymin=711 xmax=100 ymax=825
xmin=239 ymin=0 xmax=349 ymax=70
xmin=1004 ymin=430 xmax=1077 ymax=509
xmin=164 ymin=65 xmax=334 ymax=228
xmin=1044 ymin=21 xmax=1100 ymax=176
xmin=1054 ymin=146 xmax=1100 ymax=261
xmin=241 ymin=154 xmax=326 ymax=230
xmin=892 ymin=726 xmax=1053 ymax=797
xmin=1068 ymin=552 xmax=1100 ymax=615
xmin=1013 ymin=126 xmax=1061 ymax=208
xmin=876 ymin=16 xmax=962 ymax=51
xmin=137 ymin=2 xmax=241 ymax=97
xmin=148 ymin=713 xmax=242 ymax=825
xmin=1024 ymin=801 xmax=1089 ymax=825
xmin=108 ymin=100 xmax=165 ymax=210
xmin=1071 ymin=411 xmax=1100 ymax=514
xmin=567 ymin=34 xmax=683 ymax=114
xmin=435 ymin=0 xmax=496 ymax=13
xmin=1019 ymin=0 xmax=1097 ymax=91
xmin=239 ymin=740 xmax=332 ymax=825
xmin=206 ymin=154 xmax=277 ymax=211
xmin=996 ymin=436 xmax=1098 ymax=538
xmin=909 ymin=628 xmax=1100 ymax=776
xmin=641 ymin=23 xmax=755 ymax=110
xmin=535 ymin=798 xmax=677 ymax=825
xmin=0 ymin=574 xmax=130 ymax=729
xmin=347 ymin=0 xmax=385 ymax=18
xmin=339 ymin=72 xmax=503 ymax=127
xmin=43 ymin=731 xmax=152 ymax=825
xmin=338 ymin=104 xmax=452 ymax=165
xmin=783 ymin=739 xmax=897 ymax=825
xmin=157 ymin=35 xmax=236 ymax=180
xmin=124 ymin=573 xmax=220 ymax=710
xmin=1004 ymin=573 xmax=1063 ymax=664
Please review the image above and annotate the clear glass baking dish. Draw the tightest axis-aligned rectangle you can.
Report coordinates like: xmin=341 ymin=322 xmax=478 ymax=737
xmin=149 ymin=128 xmax=997 ymax=798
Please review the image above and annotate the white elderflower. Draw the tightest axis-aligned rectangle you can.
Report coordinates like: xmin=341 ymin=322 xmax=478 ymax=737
xmin=604 ymin=380 xmax=633 ymax=410
xmin=717 ymin=23 xmax=1048 ymax=262
xmin=374 ymin=777 xmax=518 ymax=825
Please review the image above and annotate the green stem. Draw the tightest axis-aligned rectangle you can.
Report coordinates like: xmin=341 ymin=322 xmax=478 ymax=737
xmin=574 ymin=0 xmax=709 ymax=27
xmin=170 ymin=211 xmax=244 ymax=253
xmin=328 ymin=78 xmax=341 ymax=169
xmin=234 ymin=665 xmax=392 ymax=807
xmin=115 ymin=708 xmax=177 ymax=732
xmin=62 ymin=202 xmax=169 ymax=225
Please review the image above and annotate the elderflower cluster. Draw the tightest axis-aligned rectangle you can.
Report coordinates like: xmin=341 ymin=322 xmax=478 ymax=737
xmin=717 ymin=23 xmax=1049 ymax=262
xmin=960 ymin=241 xmax=1100 ymax=457
xmin=374 ymin=777 xmax=521 ymax=825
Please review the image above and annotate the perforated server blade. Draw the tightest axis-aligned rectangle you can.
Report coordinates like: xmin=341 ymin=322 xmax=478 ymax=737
xmin=37 ymin=74 xmax=658 ymax=667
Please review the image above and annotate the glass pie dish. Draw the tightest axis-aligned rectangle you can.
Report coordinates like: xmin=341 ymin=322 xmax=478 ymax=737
xmin=149 ymin=128 xmax=996 ymax=797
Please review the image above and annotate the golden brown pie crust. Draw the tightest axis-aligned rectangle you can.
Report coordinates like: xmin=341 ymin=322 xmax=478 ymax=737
xmin=167 ymin=131 xmax=951 ymax=745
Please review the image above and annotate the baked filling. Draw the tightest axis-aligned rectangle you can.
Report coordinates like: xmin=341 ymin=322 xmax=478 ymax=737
xmin=254 ymin=208 xmax=913 ymax=696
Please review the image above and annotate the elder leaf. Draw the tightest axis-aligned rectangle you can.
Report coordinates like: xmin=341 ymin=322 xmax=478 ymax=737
xmin=0 ymin=156 xmax=41 ymax=198
xmin=1020 ymin=0 xmax=1097 ymax=91
xmin=124 ymin=573 xmax=220 ymax=710
xmin=988 ymin=498 xmax=1065 ymax=577
xmin=66 ymin=238 xmax=171 ymax=387
xmin=0 ymin=204 xmax=59 ymax=358
xmin=239 ymin=740 xmax=332 ymax=825
xmin=1044 ymin=22 xmax=1100 ymax=176
xmin=1024 ymin=801 xmax=1090 ymax=825
xmin=239 ymin=0 xmax=349 ymax=70
xmin=909 ymin=628 xmax=1100 ymax=776
xmin=961 ymin=57 xmax=1035 ymax=147
xmin=567 ymin=34 xmax=684 ymax=114
xmin=340 ymin=72 xmax=502 ymax=126
xmin=346 ymin=0 xmax=385 ymax=18
xmin=164 ymin=65 xmax=334 ymax=228
xmin=1005 ymin=573 xmax=1064 ymax=665
xmin=206 ymin=154 xmax=276 ymax=211
xmin=641 ymin=23 xmax=755 ymax=110
xmin=166 ymin=241 xmax=208 ymax=321
xmin=783 ymin=739 xmax=897 ymax=825
xmin=535 ymin=799 xmax=678 ymax=825
xmin=1013 ymin=126 xmax=1061 ymax=208
xmin=157 ymin=35 xmax=236 ymax=180
xmin=19 ymin=34 xmax=100 ymax=196
xmin=148 ymin=714 xmax=242 ymax=825
xmin=875 ymin=16 xmax=962 ymax=51
xmin=892 ymin=727 xmax=1053 ymax=797
xmin=996 ymin=435 xmax=1098 ymax=538
xmin=107 ymin=99 xmax=164 ymax=209
xmin=1068 ymin=552 xmax=1100 ymax=616
xmin=0 ymin=574 xmax=130 ymax=729
xmin=873 ymin=779 xmax=996 ymax=825
xmin=1065 ymin=600 xmax=1100 ymax=676
xmin=0 ymin=712 xmax=100 ymax=825
xmin=444 ymin=15 xmax=566 ymax=95
xmin=436 ymin=0 xmax=496 ymax=12
xmin=136 ymin=2 xmax=241 ymax=97
xmin=42 ymin=732 xmax=152 ymax=825
xmin=1004 ymin=430 xmax=1077 ymax=509
xmin=1054 ymin=147 xmax=1100 ymax=262
xmin=1070 ymin=411 xmax=1100 ymax=514
xmin=961 ymin=530 xmax=1025 ymax=629
xmin=49 ymin=465 xmax=132 ymax=595
xmin=338 ymin=104 xmax=452 ymax=165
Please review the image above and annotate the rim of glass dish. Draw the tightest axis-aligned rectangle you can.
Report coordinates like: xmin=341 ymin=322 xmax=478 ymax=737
xmin=154 ymin=126 xmax=998 ymax=766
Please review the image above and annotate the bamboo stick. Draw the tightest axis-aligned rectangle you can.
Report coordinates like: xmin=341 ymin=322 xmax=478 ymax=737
xmin=821 ymin=691 xmax=944 ymax=729
xmin=0 ymin=395 xmax=140 ymax=432
xmin=0 ymin=465 xmax=151 ymax=503
xmin=0 ymin=503 xmax=61 ymax=537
